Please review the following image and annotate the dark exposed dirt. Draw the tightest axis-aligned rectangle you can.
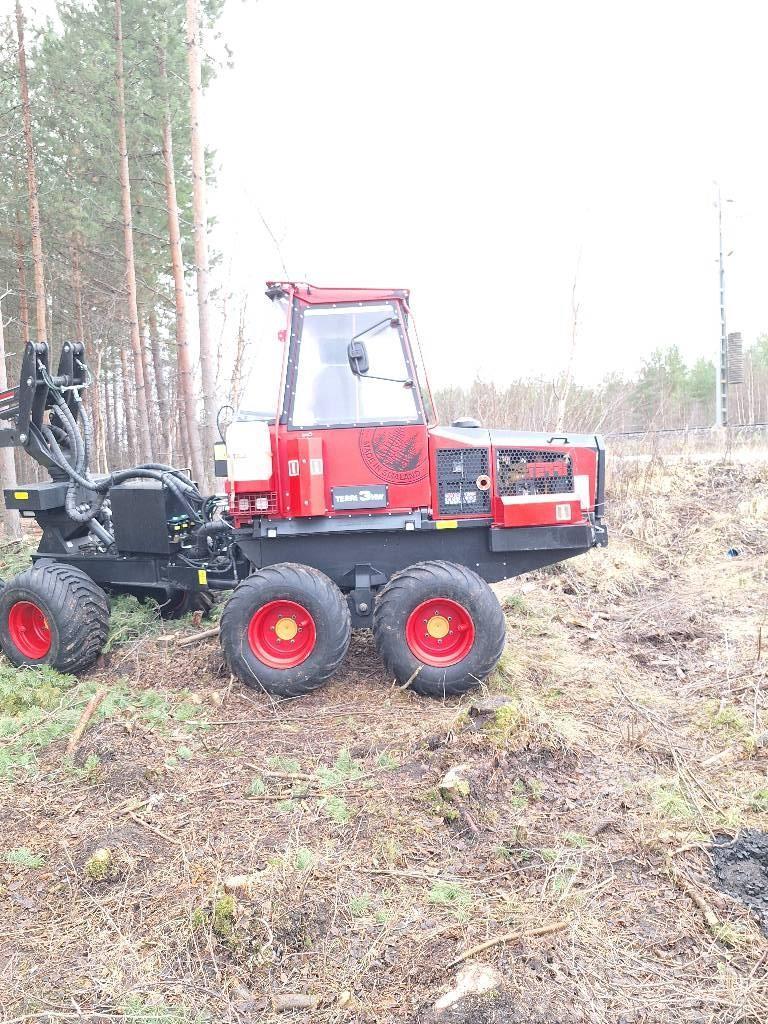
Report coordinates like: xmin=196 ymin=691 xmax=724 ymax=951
xmin=712 ymin=831 xmax=768 ymax=935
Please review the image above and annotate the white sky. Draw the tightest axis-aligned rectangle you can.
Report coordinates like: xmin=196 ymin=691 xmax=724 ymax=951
xmin=12 ymin=0 xmax=768 ymax=393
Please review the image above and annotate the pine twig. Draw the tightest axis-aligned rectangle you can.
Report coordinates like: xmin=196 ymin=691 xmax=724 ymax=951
xmin=65 ymin=688 xmax=108 ymax=756
xmin=445 ymin=919 xmax=570 ymax=969
xmin=176 ymin=625 xmax=220 ymax=647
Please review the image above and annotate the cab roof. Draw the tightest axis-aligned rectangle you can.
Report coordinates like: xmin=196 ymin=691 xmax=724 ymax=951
xmin=266 ymin=282 xmax=410 ymax=305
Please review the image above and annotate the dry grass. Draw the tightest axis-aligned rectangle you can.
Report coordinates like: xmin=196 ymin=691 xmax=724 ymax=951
xmin=1 ymin=452 xmax=768 ymax=1022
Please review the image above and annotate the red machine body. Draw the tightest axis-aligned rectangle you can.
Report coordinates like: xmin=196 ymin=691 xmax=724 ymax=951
xmin=223 ymin=283 xmax=605 ymax=542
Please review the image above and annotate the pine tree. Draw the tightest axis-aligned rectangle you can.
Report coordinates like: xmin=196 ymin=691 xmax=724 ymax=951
xmin=114 ymin=0 xmax=153 ymax=461
xmin=186 ymin=0 xmax=216 ymax=485
xmin=159 ymin=41 xmax=205 ymax=482
xmin=15 ymin=0 xmax=46 ymax=344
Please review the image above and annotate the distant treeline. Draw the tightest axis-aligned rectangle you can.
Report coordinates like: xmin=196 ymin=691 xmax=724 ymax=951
xmin=434 ymin=340 xmax=768 ymax=433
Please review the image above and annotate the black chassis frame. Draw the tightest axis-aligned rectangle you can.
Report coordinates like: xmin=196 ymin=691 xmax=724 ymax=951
xmin=24 ymin=506 xmax=607 ymax=628
xmin=235 ymin=510 xmax=607 ymax=626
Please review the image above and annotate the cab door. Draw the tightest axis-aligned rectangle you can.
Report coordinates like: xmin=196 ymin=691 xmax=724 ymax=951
xmin=280 ymin=300 xmax=431 ymax=516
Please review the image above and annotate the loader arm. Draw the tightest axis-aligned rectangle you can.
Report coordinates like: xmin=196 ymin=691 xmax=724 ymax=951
xmin=0 ymin=341 xmax=87 ymax=472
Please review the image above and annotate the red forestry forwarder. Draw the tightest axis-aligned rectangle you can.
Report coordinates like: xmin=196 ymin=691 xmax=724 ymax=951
xmin=0 ymin=284 xmax=607 ymax=698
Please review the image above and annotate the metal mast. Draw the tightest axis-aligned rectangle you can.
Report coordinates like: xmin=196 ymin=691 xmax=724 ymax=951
xmin=716 ymin=186 xmax=728 ymax=427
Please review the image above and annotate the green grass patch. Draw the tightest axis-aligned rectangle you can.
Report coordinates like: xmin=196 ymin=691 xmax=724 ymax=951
xmin=321 ymin=794 xmax=352 ymax=824
xmin=0 ymin=540 xmax=36 ymax=578
xmin=315 ymin=747 xmax=362 ymax=788
xmin=5 ymin=846 xmax=45 ymax=868
xmin=348 ymin=893 xmax=371 ymax=917
xmin=649 ymin=778 xmax=696 ymax=821
xmin=294 ymin=847 xmax=315 ymax=871
xmin=703 ymin=703 xmax=750 ymax=737
xmin=0 ymin=660 xmax=85 ymax=780
xmin=0 ymin=658 xmax=207 ymax=782
xmin=121 ymin=995 xmax=207 ymax=1024
xmin=427 ymin=880 xmax=472 ymax=918
xmin=0 ymin=660 xmax=77 ymax=716
xmin=561 ymin=831 xmax=591 ymax=849
xmin=105 ymin=594 xmax=162 ymax=651
xmin=502 ymin=593 xmax=529 ymax=614
xmin=266 ymin=754 xmax=301 ymax=774
xmin=65 ymin=752 xmax=102 ymax=782
xmin=749 ymin=788 xmax=768 ymax=812
xmin=423 ymin=786 xmax=460 ymax=822
xmin=550 ymin=868 xmax=576 ymax=895
xmin=247 ymin=775 xmax=267 ymax=796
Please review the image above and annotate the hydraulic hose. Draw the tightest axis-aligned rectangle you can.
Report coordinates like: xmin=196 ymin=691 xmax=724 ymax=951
xmin=42 ymin=378 xmax=208 ymax=537
xmin=43 ymin=426 xmax=105 ymax=523
xmin=192 ymin=520 xmax=232 ymax=559
xmin=78 ymin=401 xmax=92 ymax=474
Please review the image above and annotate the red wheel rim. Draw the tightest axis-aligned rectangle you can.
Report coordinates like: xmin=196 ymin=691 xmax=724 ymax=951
xmin=405 ymin=598 xmax=475 ymax=667
xmin=7 ymin=600 xmax=52 ymax=660
xmin=247 ymin=599 xmax=317 ymax=669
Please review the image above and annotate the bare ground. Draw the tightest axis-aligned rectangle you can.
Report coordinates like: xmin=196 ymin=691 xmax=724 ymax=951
xmin=1 ymin=455 xmax=768 ymax=1023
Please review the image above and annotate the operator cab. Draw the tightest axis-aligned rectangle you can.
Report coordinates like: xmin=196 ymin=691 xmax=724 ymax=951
xmin=221 ymin=284 xmax=436 ymax=524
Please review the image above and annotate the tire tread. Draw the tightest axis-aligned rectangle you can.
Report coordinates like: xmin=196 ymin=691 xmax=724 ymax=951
xmin=0 ymin=562 xmax=110 ymax=673
xmin=373 ymin=559 xmax=506 ymax=697
xmin=220 ymin=563 xmax=351 ymax=697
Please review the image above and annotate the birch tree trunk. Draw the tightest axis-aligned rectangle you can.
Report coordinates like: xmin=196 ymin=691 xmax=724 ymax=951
xmin=14 ymin=213 xmax=30 ymax=347
xmin=15 ymin=0 xmax=46 ymax=344
xmin=114 ymin=0 xmax=152 ymax=463
xmin=109 ymin=363 xmax=120 ymax=467
xmin=0 ymin=297 xmax=22 ymax=539
xmin=230 ymin=298 xmax=248 ymax=409
xmin=148 ymin=309 xmax=172 ymax=464
xmin=138 ymin=320 xmax=156 ymax=460
xmin=119 ymin=346 xmax=137 ymax=466
xmin=556 ymin=265 xmax=580 ymax=433
xmin=186 ymin=0 xmax=216 ymax=485
xmin=102 ymin=360 xmax=112 ymax=471
xmin=160 ymin=45 xmax=205 ymax=484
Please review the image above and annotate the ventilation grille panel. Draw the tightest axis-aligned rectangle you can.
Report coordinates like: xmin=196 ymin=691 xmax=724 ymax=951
xmin=436 ymin=447 xmax=491 ymax=516
xmin=496 ymin=448 xmax=573 ymax=497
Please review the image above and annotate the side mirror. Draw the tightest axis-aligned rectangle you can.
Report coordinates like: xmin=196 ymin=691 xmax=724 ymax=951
xmin=347 ymin=339 xmax=370 ymax=376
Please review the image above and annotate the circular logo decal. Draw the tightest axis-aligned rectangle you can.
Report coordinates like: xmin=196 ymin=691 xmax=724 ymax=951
xmin=359 ymin=426 xmax=428 ymax=485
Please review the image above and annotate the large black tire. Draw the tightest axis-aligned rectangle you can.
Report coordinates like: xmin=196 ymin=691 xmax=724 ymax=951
xmin=0 ymin=562 xmax=110 ymax=673
xmin=219 ymin=563 xmax=351 ymax=698
xmin=372 ymin=560 xmax=506 ymax=698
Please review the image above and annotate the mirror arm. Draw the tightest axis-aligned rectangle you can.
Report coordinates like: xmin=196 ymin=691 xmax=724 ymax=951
xmin=357 ymin=374 xmax=414 ymax=387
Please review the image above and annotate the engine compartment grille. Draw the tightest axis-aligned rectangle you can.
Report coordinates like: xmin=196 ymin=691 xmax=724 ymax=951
xmin=436 ymin=447 xmax=491 ymax=516
xmin=496 ymin=448 xmax=573 ymax=496
xmin=230 ymin=490 xmax=279 ymax=525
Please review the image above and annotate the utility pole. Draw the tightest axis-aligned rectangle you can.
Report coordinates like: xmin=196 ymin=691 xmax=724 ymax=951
xmin=715 ymin=186 xmax=730 ymax=428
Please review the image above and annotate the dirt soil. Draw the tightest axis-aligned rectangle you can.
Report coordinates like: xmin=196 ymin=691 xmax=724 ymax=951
xmin=1 ymin=454 xmax=768 ymax=1023
xmin=712 ymin=831 xmax=768 ymax=935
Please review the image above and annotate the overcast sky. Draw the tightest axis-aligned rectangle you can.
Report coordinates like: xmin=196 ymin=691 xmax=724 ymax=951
xmin=205 ymin=0 xmax=768 ymax=391
xmin=12 ymin=0 xmax=768 ymax=393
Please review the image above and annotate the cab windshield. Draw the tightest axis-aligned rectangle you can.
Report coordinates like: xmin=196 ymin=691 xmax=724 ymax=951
xmin=290 ymin=303 xmax=421 ymax=428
